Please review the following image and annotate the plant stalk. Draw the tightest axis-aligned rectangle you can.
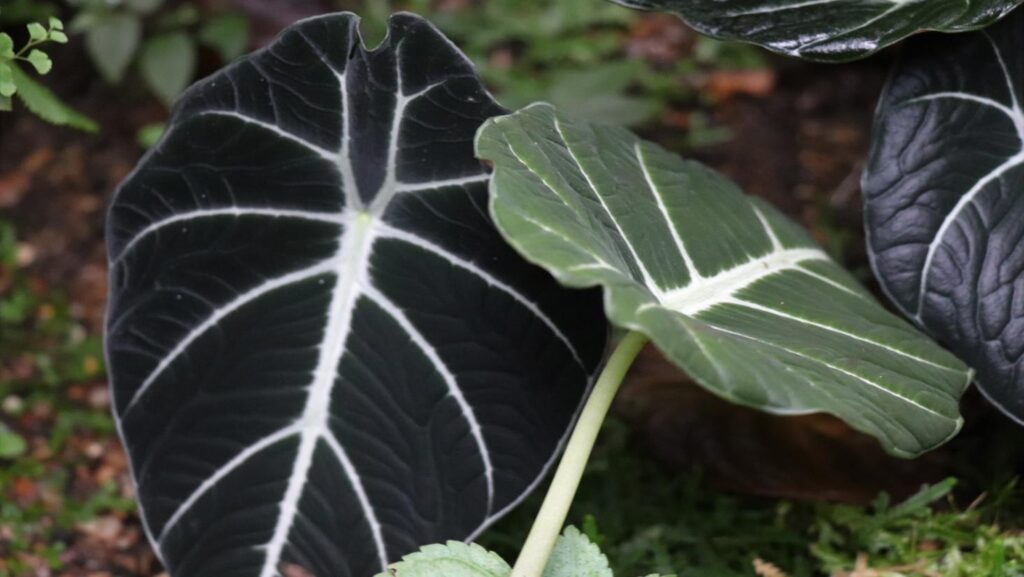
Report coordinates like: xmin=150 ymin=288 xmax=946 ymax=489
xmin=511 ymin=331 xmax=649 ymax=577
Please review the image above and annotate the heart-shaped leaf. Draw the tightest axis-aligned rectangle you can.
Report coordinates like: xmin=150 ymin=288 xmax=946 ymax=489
xmin=608 ymin=0 xmax=1023 ymax=62
xmin=106 ymin=13 xmax=605 ymax=577
xmin=84 ymin=12 xmax=141 ymax=83
xmin=863 ymin=10 xmax=1024 ymax=422
xmin=139 ymin=32 xmax=197 ymax=107
xmin=476 ymin=103 xmax=971 ymax=458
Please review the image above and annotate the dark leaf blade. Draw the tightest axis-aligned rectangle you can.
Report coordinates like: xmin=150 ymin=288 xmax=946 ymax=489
xmin=609 ymin=0 xmax=1023 ymax=62
xmin=105 ymin=13 xmax=606 ymax=577
xmin=864 ymin=10 xmax=1024 ymax=421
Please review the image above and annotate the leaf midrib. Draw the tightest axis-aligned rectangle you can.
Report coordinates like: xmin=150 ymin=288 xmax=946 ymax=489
xmin=657 ymin=247 xmax=827 ymax=315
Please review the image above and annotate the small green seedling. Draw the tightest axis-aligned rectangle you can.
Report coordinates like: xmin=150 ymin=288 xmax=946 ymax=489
xmin=0 ymin=14 xmax=96 ymax=131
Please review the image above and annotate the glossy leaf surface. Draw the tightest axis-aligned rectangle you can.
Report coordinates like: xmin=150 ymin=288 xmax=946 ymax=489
xmin=477 ymin=103 xmax=972 ymax=458
xmin=609 ymin=0 xmax=1022 ymax=62
xmin=863 ymin=10 xmax=1024 ymax=422
xmin=105 ymin=13 xmax=605 ymax=577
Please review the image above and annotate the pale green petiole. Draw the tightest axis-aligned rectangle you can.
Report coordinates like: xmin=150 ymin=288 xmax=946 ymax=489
xmin=511 ymin=331 xmax=649 ymax=577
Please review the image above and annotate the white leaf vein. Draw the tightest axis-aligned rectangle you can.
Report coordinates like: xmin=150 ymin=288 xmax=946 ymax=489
xmin=913 ymin=34 xmax=1024 ymax=319
xmin=364 ymin=285 xmax=495 ymax=512
xmin=708 ymin=324 xmax=947 ymax=419
xmin=377 ymin=223 xmax=587 ymax=369
xmin=121 ymin=259 xmax=337 ymax=416
xmin=113 ymin=208 xmax=344 ymax=264
xmin=552 ymin=117 xmax=664 ymax=294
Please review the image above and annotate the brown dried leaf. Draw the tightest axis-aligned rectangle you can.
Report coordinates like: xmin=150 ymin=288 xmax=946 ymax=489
xmin=703 ymin=69 xmax=777 ymax=100
xmin=754 ymin=558 xmax=789 ymax=577
xmin=627 ymin=14 xmax=693 ymax=65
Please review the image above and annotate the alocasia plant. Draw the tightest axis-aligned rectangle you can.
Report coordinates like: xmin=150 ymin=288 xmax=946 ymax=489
xmin=105 ymin=12 xmax=605 ymax=577
xmin=863 ymin=9 xmax=1024 ymax=422
xmin=606 ymin=0 xmax=1023 ymax=61
xmin=603 ymin=0 xmax=1024 ymax=432
xmin=474 ymin=103 xmax=970 ymax=577
xmin=104 ymin=7 xmax=985 ymax=577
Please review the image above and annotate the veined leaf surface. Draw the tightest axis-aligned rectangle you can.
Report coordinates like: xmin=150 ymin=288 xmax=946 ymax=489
xmin=608 ymin=0 xmax=1023 ymax=62
xmin=105 ymin=14 xmax=605 ymax=577
xmin=476 ymin=103 xmax=972 ymax=458
xmin=863 ymin=11 xmax=1024 ymax=423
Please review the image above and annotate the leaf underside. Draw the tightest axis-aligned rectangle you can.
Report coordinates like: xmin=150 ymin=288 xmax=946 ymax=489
xmin=863 ymin=10 xmax=1024 ymax=423
xmin=608 ymin=0 xmax=1023 ymax=62
xmin=105 ymin=13 xmax=605 ymax=577
xmin=477 ymin=103 xmax=972 ymax=458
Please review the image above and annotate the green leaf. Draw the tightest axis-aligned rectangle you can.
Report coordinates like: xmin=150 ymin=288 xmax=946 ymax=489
xmin=608 ymin=0 xmax=1023 ymax=62
xmin=0 ymin=33 xmax=15 ymax=59
xmin=27 ymin=22 xmax=47 ymax=42
xmin=158 ymin=4 xmax=200 ymax=28
xmin=198 ymin=13 xmax=250 ymax=61
xmin=476 ymin=103 xmax=974 ymax=458
xmin=85 ymin=12 xmax=141 ymax=83
xmin=0 ymin=423 xmax=27 ymax=458
xmin=0 ymin=63 xmax=16 ymax=97
xmin=543 ymin=526 xmax=613 ymax=577
xmin=375 ymin=541 xmax=511 ymax=577
xmin=0 ymin=95 xmax=11 ymax=111
xmin=546 ymin=63 xmax=660 ymax=127
xmin=138 ymin=32 xmax=196 ymax=107
xmin=9 ymin=65 xmax=97 ymax=131
xmin=49 ymin=16 xmax=64 ymax=31
xmin=48 ymin=30 xmax=68 ymax=44
xmin=26 ymin=49 xmax=51 ymax=74
xmin=135 ymin=122 xmax=164 ymax=148
xmin=69 ymin=9 xmax=101 ymax=32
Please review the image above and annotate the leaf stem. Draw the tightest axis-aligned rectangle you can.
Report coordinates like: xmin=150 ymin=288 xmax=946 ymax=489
xmin=14 ymin=39 xmax=41 ymax=59
xmin=511 ymin=331 xmax=648 ymax=577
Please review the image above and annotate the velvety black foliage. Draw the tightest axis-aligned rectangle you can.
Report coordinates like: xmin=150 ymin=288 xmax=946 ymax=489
xmin=105 ymin=13 xmax=605 ymax=577
xmin=864 ymin=10 xmax=1024 ymax=422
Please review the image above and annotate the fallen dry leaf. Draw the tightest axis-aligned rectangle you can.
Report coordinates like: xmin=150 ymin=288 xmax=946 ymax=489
xmin=754 ymin=558 xmax=789 ymax=577
xmin=282 ymin=563 xmax=317 ymax=577
xmin=830 ymin=554 xmax=941 ymax=577
xmin=704 ymin=69 xmax=777 ymax=100
xmin=0 ymin=148 xmax=53 ymax=208
xmin=627 ymin=14 xmax=693 ymax=65
xmin=77 ymin=517 xmax=124 ymax=547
